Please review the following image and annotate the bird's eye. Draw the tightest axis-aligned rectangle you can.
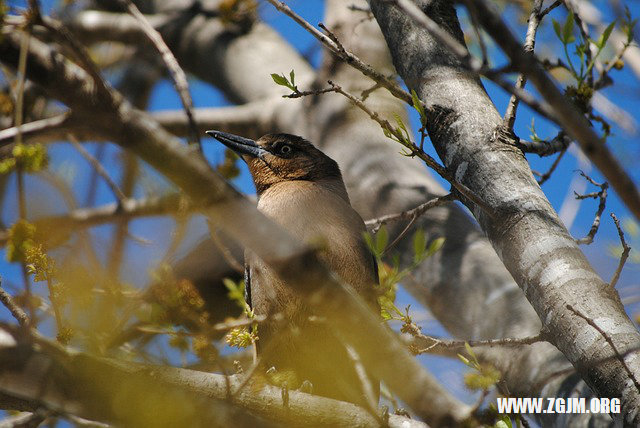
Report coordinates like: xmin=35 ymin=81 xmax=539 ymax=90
xmin=278 ymin=144 xmax=293 ymax=155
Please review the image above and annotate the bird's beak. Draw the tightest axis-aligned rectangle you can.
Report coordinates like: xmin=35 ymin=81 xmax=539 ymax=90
xmin=206 ymin=130 xmax=267 ymax=159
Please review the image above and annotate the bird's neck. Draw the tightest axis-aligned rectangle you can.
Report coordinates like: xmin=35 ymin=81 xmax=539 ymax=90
xmin=258 ymin=178 xmax=351 ymax=204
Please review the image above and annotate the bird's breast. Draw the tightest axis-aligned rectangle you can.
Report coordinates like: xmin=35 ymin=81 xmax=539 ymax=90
xmin=250 ymin=180 xmax=377 ymax=314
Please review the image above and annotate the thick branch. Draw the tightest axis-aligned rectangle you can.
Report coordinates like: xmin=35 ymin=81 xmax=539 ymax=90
xmin=0 ymin=326 xmax=423 ymax=427
xmin=369 ymin=0 xmax=640 ymax=423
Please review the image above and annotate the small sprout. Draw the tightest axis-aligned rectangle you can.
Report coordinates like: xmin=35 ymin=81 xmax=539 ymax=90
xmin=13 ymin=143 xmax=49 ymax=173
xmin=464 ymin=365 xmax=501 ymax=390
xmin=493 ymin=416 xmax=513 ymax=428
xmin=364 ymin=226 xmax=388 ymax=259
xmin=413 ymin=228 xmax=427 ymax=264
xmin=271 ymin=69 xmax=298 ymax=92
xmin=553 ymin=12 xmax=575 ymax=45
xmin=458 ymin=341 xmax=501 ymax=391
xmin=411 ymin=89 xmax=426 ymax=120
xmin=597 ymin=22 xmax=615 ymax=50
xmin=6 ymin=219 xmax=36 ymax=263
xmin=25 ymin=244 xmax=55 ymax=282
xmin=225 ymin=326 xmax=258 ymax=348
xmin=223 ymin=277 xmax=249 ymax=311
xmin=426 ymin=237 xmax=445 ymax=258
xmin=56 ymin=326 xmax=74 ymax=345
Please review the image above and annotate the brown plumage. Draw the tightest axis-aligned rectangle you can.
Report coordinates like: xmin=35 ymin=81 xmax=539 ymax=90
xmin=207 ymin=131 xmax=379 ymax=406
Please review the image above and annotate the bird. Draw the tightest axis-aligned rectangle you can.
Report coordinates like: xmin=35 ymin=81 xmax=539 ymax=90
xmin=206 ymin=130 xmax=380 ymax=406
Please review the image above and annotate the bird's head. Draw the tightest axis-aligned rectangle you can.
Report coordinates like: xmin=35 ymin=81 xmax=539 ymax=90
xmin=207 ymin=131 xmax=343 ymax=195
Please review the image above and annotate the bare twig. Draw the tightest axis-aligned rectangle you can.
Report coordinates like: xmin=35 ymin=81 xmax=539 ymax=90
xmin=540 ymin=1 xmax=563 ymax=18
xmin=209 ymin=226 xmax=244 ymax=273
xmin=536 ymin=146 xmax=568 ymax=185
xmin=575 ymin=172 xmax=608 ymax=245
xmin=14 ymin=29 xmax=35 ymax=325
xmin=69 ymin=136 xmax=127 ymax=204
xmin=501 ymin=0 xmax=545 ymax=129
xmin=118 ymin=0 xmax=201 ymax=150
xmin=0 ymin=277 xmax=30 ymax=327
xmin=518 ymin=132 xmax=571 ymax=157
xmin=366 ymin=193 xmax=455 ymax=233
xmin=405 ymin=322 xmax=545 ymax=356
xmin=283 ymin=87 xmax=336 ymax=99
xmin=29 ymin=2 xmax=114 ymax=102
xmin=609 ymin=213 xmax=631 ymax=288
xmin=566 ymin=304 xmax=640 ymax=392
xmin=135 ymin=315 xmax=267 ymax=336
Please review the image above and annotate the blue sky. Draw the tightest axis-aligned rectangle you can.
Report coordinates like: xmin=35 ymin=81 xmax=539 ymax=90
xmin=2 ymin=0 xmax=640 ymax=414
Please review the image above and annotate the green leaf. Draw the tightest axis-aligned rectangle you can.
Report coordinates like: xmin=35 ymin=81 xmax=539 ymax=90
xmin=289 ymin=69 xmax=295 ymax=87
xmin=271 ymin=73 xmax=290 ymax=87
xmin=413 ymin=228 xmax=426 ymax=264
xmin=457 ymin=353 xmax=470 ymax=366
xmin=393 ymin=113 xmax=407 ymax=133
xmin=464 ymin=341 xmax=476 ymax=361
xmin=563 ymin=12 xmax=575 ymax=44
xmin=375 ymin=226 xmax=388 ymax=255
xmin=494 ymin=417 xmax=512 ymax=428
xmin=553 ymin=19 xmax=563 ymax=41
xmin=223 ymin=278 xmax=246 ymax=309
xmin=363 ymin=232 xmax=377 ymax=258
xmin=426 ymin=237 xmax=445 ymax=257
xmin=598 ymin=22 xmax=615 ymax=49
xmin=411 ymin=89 xmax=425 ymax=118
xmin=464 ymin=365 xmax=501 ymax=390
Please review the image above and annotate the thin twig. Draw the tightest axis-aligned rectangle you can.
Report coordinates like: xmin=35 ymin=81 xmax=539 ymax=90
xmin=0 ymin=277 xmax=30 ymax=327
xmin=536 ymin=146 xmax=568 ymax=185
xmin=69 ymin=136 xmax=127 ymax=204
xmin=209 ymin=226 xmax=244 ymax=273
xmin=383 ymin=214 xmax=418 ymax=256
xmin=405 ymin=319 xmax=545 ymax=355
xmin=14 ymin=29 xmax=36 ymax=325
xmin=502 ymin=0 xmax=544 ymax=130
xmin=575 ymin=171 xmax=608 ymax=245
xmin=135 ymin=315 xmax=267 ymax=336
xmin=283 ymin=87 xmax=336 ymax=99
xmin=366 ymin=193 xmax=455 ymax=233
xmin=609 ymin=213 xmax=631 ymax=288
xmin=540 ymin=0 xmax=563 ymax=18
xmin=118 ymin=0 xmax=201 ymax=150
xmin=265 ymin=0 xmax=412 ymax=105
xmin=463 ymin=0 xmax=489 ymax=67
xmin=327 ymin=80 xmax=498 ymax=219
xmin=566 ymin=304 xmax=640 ymax=393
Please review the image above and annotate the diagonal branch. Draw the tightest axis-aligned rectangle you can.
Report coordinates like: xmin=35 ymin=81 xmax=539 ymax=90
xmin=117 ymin=0 xmax=201 ymax=149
